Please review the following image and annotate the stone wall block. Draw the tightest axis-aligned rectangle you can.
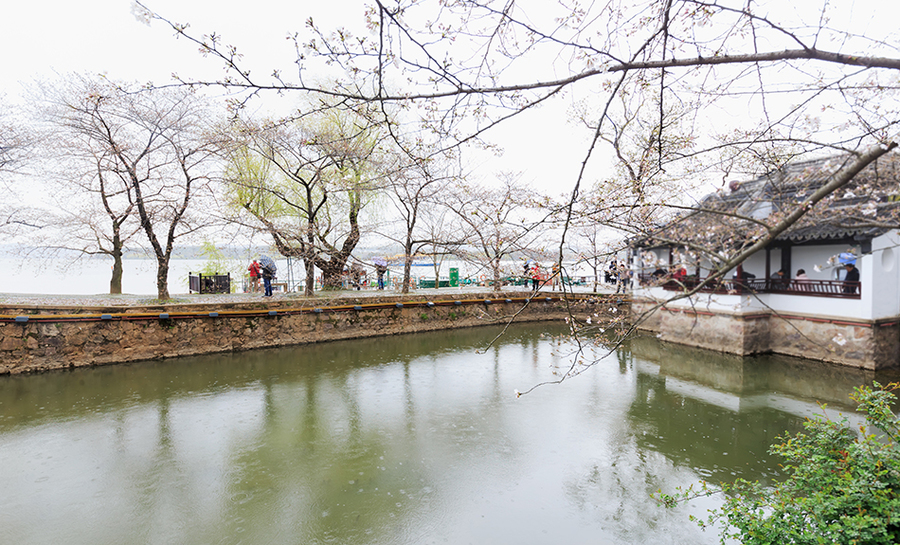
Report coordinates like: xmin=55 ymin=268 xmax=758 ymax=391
xmin=0 ymin=294 xmax=622 ymax=374
xmin=633 ymin=295 xmax=898 ymax=370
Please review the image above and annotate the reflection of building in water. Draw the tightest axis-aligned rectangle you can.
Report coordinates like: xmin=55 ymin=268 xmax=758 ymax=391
xmin=623 ymin=335 xmax=882 ymax=485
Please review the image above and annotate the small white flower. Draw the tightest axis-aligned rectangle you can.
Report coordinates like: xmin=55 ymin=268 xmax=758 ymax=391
xmin=813 ymin=264 xmax=822 ymax=272
xmin=832 ymin=334 xmax=847 ymax=347
xmin=586 ymin=317 xmax=592 ymax=324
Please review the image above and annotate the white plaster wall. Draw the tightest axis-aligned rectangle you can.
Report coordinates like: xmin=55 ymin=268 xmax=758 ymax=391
xmin=699 ymin=292 xmax=765 ymax=313
xmin=636 ymin=285 xmax=758 ymax=314
xmin=741 ymin=252 xmax=767 ymax=279
xmin=763 ymin=293 xmax=865 ymax=320
xmin=769 ymin=247 xmax=783 ymax=275
xmin=790 ymin=246 xmax=849 ymax=281
xmin=870 ymin=231 xmax=900 ymax=319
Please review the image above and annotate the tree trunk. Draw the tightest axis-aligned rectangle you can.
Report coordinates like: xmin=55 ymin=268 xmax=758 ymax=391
xmin=492 ymin=257 xmax=502 ymax=292
xmin=432 ymin=256 xmax=441 ymax=289
xmin=304 ymin=257 xmax=315 ymax=296
xmin=314 ymin=189 xmax=363 ymax=291
xmin=156 ymin=259 xmax=170 ymax=300
xmin=321 ymin=265 xmax=344 ymax=289
xmin=305 ymin=223 xmax=316 ymax=296
xmin=402 ymin=242 xmax=413 ymax=294
xmin=110 ymin=253 xmax=123 ymax=294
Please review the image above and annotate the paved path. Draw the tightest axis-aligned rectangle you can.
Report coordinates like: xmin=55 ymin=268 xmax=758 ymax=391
xmin=0 ymin=284 xmax=622 ymax=308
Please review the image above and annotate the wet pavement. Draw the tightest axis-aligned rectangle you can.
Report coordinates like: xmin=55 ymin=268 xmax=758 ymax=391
xmin=0 ymin=283 xmax=620 ymax=308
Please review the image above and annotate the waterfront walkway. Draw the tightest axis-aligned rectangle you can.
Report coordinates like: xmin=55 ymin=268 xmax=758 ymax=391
xmin=0 ymin=283 xmax=621 ymax=308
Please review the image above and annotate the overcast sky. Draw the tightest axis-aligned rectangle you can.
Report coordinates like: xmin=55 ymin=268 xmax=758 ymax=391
xmin=1 ymin=0 xmax=590 ymax=196
xmin=6 ymin=1 xmax=900 ymax=198
xmin=1 ymin=0 xmax=365 ymax=93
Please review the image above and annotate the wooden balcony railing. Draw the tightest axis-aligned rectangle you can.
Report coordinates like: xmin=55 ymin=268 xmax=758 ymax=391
xmin=639 ymin=275 xmax=861 ymax=299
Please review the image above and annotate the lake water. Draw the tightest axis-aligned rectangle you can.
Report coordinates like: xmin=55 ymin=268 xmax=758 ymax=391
xmin=2 ymin=257 xmax=218 ymax=295
xmin=1 ymin=256 xmax=600 ymax=295
xmin=1 ymin=323 xmax=894 ymax=544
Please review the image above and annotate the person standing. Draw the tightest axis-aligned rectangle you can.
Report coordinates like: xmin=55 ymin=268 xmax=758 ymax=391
xmin=261 ymin=263 xmax=274 ymax=297
xmin=247 ymin=260 xmax=261 ymax=293
xmin=842 ymin=262 xmax=860 ymax=294
xmin=376 ymin=263 xmax=387 ymax=290
xmin=615 ymin=263 xmax=629 ymax=294
xmin=350 ymin=263 xmax=363 ymax=290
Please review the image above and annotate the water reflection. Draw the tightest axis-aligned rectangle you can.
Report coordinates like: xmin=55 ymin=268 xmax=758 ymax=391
xmin=0 ymin=324 xmax=896 ymax=545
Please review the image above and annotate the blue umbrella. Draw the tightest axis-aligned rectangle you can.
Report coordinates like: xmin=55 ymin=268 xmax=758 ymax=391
xmin=838 ymin=252 xmax=857 ymax=265
xmin=258 ymin=255 xmax=277 ymax=273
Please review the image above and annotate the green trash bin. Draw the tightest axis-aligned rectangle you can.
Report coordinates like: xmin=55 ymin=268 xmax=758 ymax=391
xmin=449 ymin=268 xmax=459 ymax=287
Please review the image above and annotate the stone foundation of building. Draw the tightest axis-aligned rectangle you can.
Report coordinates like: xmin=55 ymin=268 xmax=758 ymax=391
xmin=632 ymin=297 xmax=900 ymax=370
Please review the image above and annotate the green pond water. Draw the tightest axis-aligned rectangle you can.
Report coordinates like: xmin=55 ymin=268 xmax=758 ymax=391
xmin=1 ymin=323 xmax=896 ymax=545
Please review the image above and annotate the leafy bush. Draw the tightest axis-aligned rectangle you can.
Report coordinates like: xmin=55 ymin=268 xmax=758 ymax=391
xmin=657 ymin=382 xmax=900 ymax=545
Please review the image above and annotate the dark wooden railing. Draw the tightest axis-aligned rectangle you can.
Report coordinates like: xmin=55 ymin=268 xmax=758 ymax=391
xmin=639 ymin=275 xmax=861 ymax=299
xmin=189 ymin=272 xmax=231 ymax=294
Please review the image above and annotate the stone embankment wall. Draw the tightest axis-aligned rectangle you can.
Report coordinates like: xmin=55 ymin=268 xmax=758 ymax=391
xmin=632 ymin=297 xmax=900 ymax=370
xmin=0 ymin=292 xmax=624 ymax=375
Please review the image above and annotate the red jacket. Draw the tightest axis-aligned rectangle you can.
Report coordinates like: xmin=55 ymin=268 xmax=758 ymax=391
xmin=248 ymin=262 xmax=261 ymax=277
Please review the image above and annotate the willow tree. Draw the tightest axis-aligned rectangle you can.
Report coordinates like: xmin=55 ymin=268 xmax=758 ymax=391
xmin=223 ymin=105 xmax=383 ymax=294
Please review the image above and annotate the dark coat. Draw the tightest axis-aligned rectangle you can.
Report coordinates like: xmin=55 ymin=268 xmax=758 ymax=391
xmin=843 ymin=265 xmax=860 ymax=293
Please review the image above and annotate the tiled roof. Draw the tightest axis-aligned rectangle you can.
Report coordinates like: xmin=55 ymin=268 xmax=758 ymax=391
xmin=639 ymin=152 xmax=900 ymax=248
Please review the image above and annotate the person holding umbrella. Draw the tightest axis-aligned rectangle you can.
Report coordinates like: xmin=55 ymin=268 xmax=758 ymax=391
xmin=258 ymin=255 xmax=277 ymax=297
xmin=375 ymin=259 xmax=388 ymax=290
xmin=842 ymin=261 xmax=860 ymax=294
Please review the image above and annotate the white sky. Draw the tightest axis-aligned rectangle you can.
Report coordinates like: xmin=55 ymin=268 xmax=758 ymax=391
xmin=0 ymin=0 xmax=593 ymax=196
xmin=7 ymin=1 xmax=895 ymax=201
xmin=1 ymin=0 xmax=364 ymax=93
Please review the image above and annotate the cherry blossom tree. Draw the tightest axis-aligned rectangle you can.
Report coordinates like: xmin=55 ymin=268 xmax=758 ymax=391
xmin=448 ymin=173 xmax=547 ymax=292
xmin=42 ymin=75 xmax=221 ymax=299
xmin=379 ymin=153 xmax=463 ymax=293
xmin=141 ymin=0 xmax=900 ymax=273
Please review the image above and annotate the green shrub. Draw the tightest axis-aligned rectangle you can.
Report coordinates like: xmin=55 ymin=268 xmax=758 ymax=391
xmin=657 ymin=382 xmax=900 ymax=545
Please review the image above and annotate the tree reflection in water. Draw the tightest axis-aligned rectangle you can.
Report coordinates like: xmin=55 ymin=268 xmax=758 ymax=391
xmin=1 ymin=324 xmax=896 ymax=544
